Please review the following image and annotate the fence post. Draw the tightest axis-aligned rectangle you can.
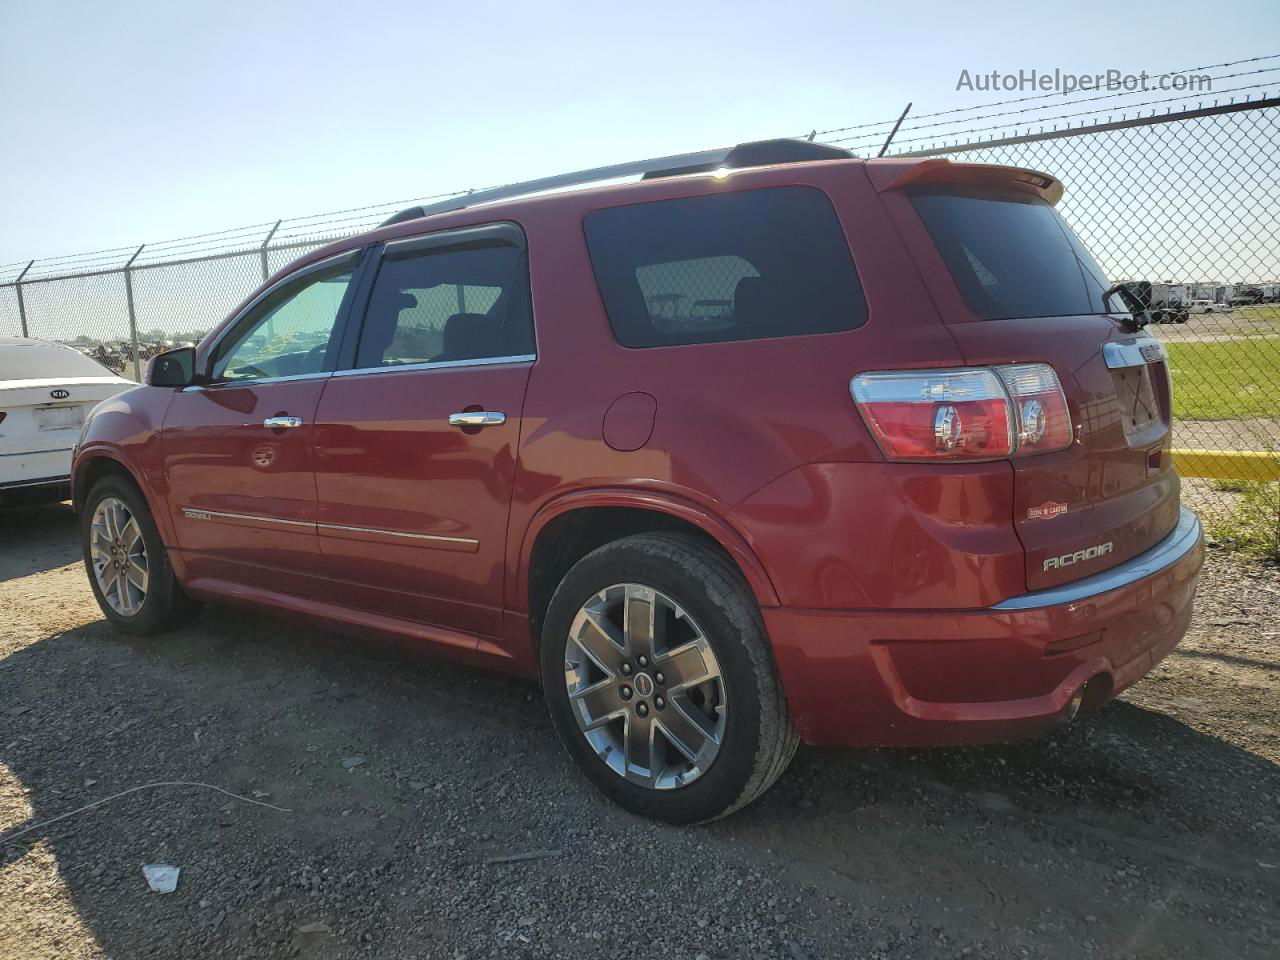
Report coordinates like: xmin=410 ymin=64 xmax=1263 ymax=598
xmin=260 ymin=221 xmax=282 ymax=343
xmin=14 ymin=260 xmax=33 ymax=338
xmin=123 ymin=245 xmax=145 ymax=381
xmin=260 ymin=220 xmax=282 ymax=281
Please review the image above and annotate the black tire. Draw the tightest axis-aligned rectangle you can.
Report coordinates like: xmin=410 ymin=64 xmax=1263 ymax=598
xmin=540 ymin=533 xmax=797 ymax=823
xmin=81 ymin=474 xmax=198 ymax=635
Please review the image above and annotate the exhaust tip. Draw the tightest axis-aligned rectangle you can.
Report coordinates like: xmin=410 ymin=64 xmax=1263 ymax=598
xmin=1060 ymin=686 xmax=1087 ymax=725
xmin=1060 ymin=674 xmax=1114 ymax=725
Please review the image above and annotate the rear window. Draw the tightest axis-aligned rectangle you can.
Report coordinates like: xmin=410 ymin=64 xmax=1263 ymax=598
xmin=910 ymin=189 xmax=1110 ymax=320
xmin=0 ymin=341 xmax=116 ymax=381
xmin=584 ymin=186 xmax=867 ymax=347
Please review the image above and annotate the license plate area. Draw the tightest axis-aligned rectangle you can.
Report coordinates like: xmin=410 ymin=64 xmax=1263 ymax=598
xmin=1102 ymin=337 xmax=1170 ymax=443
xmin=34 ymin=405 xmax=85 ymax=431
xmin=1112 ymin=364 xmax=1160 ymax=438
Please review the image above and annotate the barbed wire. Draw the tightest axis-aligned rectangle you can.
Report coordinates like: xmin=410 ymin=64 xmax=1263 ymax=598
xmin=827 ymin=82 xmax=1278 ymax=150
xmin=4 ymin=56 xmax=1278 ymax=285
xmin=822 ymin=72 xmax=1280 ymax=147
xmin=810 ymin=52 xmax=1280 ymax=137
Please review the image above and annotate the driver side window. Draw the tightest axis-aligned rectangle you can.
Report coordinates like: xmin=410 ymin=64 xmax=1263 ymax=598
xmin=211 ymin=256 xmax=358 ymax=382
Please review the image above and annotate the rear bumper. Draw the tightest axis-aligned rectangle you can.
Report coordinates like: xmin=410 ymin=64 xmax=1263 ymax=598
xmin=1 ymin=446 xmax=74 ymax=487
xmin=766 ymin=508 xmax=1204 ymax=747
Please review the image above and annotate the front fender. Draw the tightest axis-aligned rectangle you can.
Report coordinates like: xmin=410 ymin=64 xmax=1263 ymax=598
xmin=72 ymin=386 xmax=176 ymax=545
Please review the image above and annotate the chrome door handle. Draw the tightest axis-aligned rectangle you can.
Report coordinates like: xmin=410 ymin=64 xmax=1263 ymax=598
xmin=263 ymin=416 xmax=304 ymax=429
xmin=448 ymin=411 xmax=506 ymax=428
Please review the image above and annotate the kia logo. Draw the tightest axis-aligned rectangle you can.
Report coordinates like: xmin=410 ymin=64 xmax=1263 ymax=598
xmin=50 ymin=389 xmax=70 ymax=400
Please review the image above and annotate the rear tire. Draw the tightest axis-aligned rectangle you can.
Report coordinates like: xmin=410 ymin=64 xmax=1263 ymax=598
xmin=81 ymin=475 xmax=198 ymax=635
xmin=540 ymin=533 xmax=797 ymax=823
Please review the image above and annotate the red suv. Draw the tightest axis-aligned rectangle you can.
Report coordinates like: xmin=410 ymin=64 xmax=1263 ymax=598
xmin=72 ymin=139 xmax=1203 ymax=822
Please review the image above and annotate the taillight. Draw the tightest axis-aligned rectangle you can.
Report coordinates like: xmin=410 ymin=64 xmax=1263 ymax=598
xmin=996 ymin=364 xmax=1073 ymax=454
xmin=850 ymin=363 xmax=1072 ymax=462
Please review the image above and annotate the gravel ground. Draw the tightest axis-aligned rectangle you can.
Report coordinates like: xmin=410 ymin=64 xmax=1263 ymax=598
xmin=1 ymin=504 xmax=1278 ymax=960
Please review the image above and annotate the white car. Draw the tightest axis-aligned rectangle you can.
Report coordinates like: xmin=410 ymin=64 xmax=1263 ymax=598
xmin=1189 ymin=299 xmax=1231 ymax=314
xmin=1 ymin=337 xmax=135 ymax=505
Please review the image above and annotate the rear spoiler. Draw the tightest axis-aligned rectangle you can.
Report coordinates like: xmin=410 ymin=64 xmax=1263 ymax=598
xmin=864 ymin=157 xmax=1063 ymax=205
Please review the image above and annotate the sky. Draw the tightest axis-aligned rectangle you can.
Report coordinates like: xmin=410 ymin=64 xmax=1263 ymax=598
xmin=3 ymin=0 xmax=1278 ymax=269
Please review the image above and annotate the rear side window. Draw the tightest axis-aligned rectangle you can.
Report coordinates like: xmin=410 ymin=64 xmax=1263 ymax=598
xmin=584 ymin=186 xmax=867 ymax=347
xmin=910 ymin=189 xmax=1109 ymax=320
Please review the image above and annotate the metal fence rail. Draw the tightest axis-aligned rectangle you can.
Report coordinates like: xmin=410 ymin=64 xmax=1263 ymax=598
xmin=3 ymin=92 xmax=1278 ymax=556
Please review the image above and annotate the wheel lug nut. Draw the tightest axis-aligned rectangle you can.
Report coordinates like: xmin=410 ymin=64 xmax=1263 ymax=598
xmin=655 ymin=696 xmax=665 ymax=710
xmin=638 ymin=655 xmax=648 ymax=667
xmin=619 ymin=685 xmax=632 ymax=701
xmin=636 ymin=702 xmax=649 ymax=717
xmin=620 ymin=663 xmax=632 ymax=675
xmin=655 ymin=672 xmax=664 ymax=685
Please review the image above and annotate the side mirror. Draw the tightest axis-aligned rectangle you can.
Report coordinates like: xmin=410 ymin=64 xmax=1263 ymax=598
xmin=147 ymin=347 xmax=198 ymax=388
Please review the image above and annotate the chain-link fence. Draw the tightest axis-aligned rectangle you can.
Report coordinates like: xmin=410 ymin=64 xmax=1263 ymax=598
xmin=3 ymin=91 xmax=1278 ymax=556
xmin=884 ymin=97 xmax=1280 ymax=558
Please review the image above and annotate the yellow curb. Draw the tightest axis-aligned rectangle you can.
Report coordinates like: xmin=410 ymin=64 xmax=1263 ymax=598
xmin=1171 ymin=449 xmax=1280 ymax=482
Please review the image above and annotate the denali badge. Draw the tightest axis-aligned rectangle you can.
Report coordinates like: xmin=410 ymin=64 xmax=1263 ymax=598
xmin=50 ymin=388 xmax=70 ymax=399
xmin=1027 ymin=501 xmax=1068 ymax=520
xmin=1044 ymin=541 xmax=1113 ymax=571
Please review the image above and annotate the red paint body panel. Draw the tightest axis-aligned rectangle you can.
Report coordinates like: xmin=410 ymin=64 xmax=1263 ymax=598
xmin=311 ymin=362 xmax=532 ymax=639
xmin=766 ymin=528 xmax=1202 ymax=747
xmin=730 ymin=462 xmax=1025 ymax=609
xmin=71 ymin=152 xmax=1203 ymax=750
xmin=161 ymin=381 xmax=326 ymax=590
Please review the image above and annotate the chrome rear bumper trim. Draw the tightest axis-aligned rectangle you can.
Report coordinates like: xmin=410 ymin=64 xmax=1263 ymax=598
xmin=992 ymin=506 xmax=1201 ymax=611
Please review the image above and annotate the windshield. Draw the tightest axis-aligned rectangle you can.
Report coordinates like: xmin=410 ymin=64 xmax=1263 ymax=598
xmin=911 ymin=188 xmax=1111 ymax=320
xmin=0 ymin=340 xmax=116 ymax=381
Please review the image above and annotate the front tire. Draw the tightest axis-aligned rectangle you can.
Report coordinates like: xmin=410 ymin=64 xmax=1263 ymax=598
xmin=540 ymin=533 xmax=797 ymax=823
xmin=81 ymin=475 xmax=197 ymax=635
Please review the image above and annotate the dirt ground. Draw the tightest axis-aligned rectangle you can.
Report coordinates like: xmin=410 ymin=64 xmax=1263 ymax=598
xmin=1 ymin=504 xmax=1278 ymax=960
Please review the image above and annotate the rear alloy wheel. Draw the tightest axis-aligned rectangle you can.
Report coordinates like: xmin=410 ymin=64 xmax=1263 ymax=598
xmin=81 ymin=475 xmax=198 ymax=635
xmin=542 ymin=533 xmax=797 ymax=823
xmin=564 ymin=583 xmax=727 ymax=790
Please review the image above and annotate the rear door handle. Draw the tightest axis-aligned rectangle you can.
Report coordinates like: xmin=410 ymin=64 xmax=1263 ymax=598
xmin=448 ymin=411 xmax=506 ymax=428
xmin=263 ymin=416 xmax=304 ymax=429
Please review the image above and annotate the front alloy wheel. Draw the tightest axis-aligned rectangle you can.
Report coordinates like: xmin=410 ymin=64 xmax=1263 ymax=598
xmin=89 ymin=496 xmax=149 ymax=616
xmin=81 ymin=474 xmax=197 ymax=635
xmin=565 ymin=583 xmax=726 ymax=789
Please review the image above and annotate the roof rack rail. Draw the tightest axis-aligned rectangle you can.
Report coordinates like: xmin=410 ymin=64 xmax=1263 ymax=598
xmin=380 ymin=138 xmax=851 ymax=227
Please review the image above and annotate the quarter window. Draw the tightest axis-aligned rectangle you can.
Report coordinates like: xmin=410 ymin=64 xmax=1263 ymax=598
xmin=584 ymin=186 xmax=867 ymax=348
xmin=355 ymin=241 xmax=533 ymax=368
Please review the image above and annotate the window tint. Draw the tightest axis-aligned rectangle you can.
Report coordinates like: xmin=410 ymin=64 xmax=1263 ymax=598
xmin=355 ymin=242 xmax=532 ymax=368
xmin=584 ymin=187 xmax=867 ymax=347
xmin=910 ymin=189 xmax=1110 ymax=320
xmin=211 ymin=258 xmax=357 ymax=381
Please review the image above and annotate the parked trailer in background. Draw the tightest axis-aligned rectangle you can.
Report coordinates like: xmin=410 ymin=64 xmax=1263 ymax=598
xmin=1122 ymin=281 xmax=1188 ymax=323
